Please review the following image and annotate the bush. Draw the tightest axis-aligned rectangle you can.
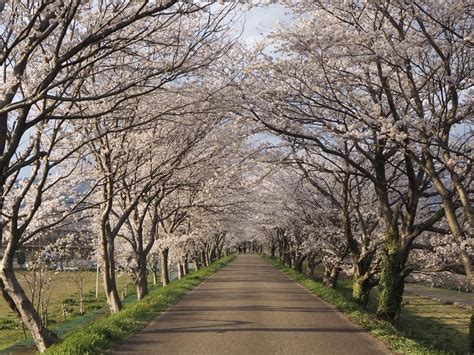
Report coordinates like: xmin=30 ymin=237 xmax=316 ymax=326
xmin=63 ymin=297 xmax=78 ymax=306
xmin=83 ymin=294 xmax=96 ymax=303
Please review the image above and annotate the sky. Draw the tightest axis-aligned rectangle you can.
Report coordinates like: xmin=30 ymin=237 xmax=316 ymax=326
xmin=238 ymin=4 xmax=293 ymax=44
xmin=236 ymin=4 xmax=293 ymax=147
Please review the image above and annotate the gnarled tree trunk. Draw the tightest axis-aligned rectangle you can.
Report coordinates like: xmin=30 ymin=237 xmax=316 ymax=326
xmin=323 ymin=264 xmax=339 ymax=289
xmin=351 ymin=253 xmax=376 ymax=308
xmin=294 ymin=254 xmax=307 ymax=273
xmin=376 ymin=230 xmax=405 ymax=323
xmin=352 ymin=275 xmax=371 ymax=308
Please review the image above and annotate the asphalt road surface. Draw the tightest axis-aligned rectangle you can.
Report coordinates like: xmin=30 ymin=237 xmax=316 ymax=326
xmin=112 ymin=255 xmax=391 ymax=355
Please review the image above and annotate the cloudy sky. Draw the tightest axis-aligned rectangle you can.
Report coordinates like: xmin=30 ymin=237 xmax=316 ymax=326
xmin=238 ymin=4 xmax=293 ymax=44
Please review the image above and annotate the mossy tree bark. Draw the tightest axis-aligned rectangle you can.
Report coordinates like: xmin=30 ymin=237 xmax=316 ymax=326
xmin=350 ymin=247 xmax=377 ymax=308
xmin=376 ymin=232 xmax=406 ymax=323
xmin=352 ymin=275 xmax=371 ymax=308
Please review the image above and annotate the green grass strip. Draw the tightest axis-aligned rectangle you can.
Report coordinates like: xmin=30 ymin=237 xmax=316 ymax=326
xmin=264 ymin=255 xmax=443 ymax=355
xmin=45 ymin=255 xmax=236 ymax=355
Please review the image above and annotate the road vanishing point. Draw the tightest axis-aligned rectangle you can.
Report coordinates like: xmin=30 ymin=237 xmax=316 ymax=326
xmin=113 ymin=255 xmax=391 ymax=355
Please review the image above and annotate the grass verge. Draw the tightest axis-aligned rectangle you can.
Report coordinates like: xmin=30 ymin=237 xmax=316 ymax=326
xmin=45 ymin=255 xmax=235 ymax=355
xmin=264 ymin=256 xmax=441 ymax=355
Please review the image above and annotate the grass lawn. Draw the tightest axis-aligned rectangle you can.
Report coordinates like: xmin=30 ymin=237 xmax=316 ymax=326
xmin=399 ymin=293 xmax=470 ymax=354
xmin=0 ymin=270 xmax=141 ymax=351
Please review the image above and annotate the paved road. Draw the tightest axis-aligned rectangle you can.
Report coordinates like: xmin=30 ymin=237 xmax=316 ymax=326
xmin=113 ymin=255 xmax=391 ymax=355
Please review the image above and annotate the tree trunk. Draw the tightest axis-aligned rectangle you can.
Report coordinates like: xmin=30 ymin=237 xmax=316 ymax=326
xmin=194 ymin=259 xmax=200 ymax=271
xmin=440 ymin=198 xmax=473 ymax=288
xmin=135 ymin=259 xmax=148 ymax=300
xmin=284 ymin=252 xmax=292 ymax=268
xmin=0 ymin=260 xmax=58 ymax=352
xmin=306 ymin=254 xmax=318 ymax=277
xmin=101 ymin=237 xmax=122 ymax=313
xmin=160 ymin=248 xmax=170 ymax=286
xmin=294 ymin=254 xmax=307 ymax=273
xmin=136 ymin=276 xmax=148 ymax=300
xmin=278 ymin=242 xmax=284 ymax=262
xmin=178 ymin=262 xmax=184 ymax=279
xmin=294 ymin=260 xmax=303 ymax=273
xmin=376 ymin=234 xmax=405 ymax=323
xmin=201 ymin=250 xmax=208 ymax=267
xmin=136 ymin=252 xmax=149 ymax=299
xmin=183 ymin=259 xmax=189 ymax=275
xmin=205 ymin=250 xmax=210 ymax=266
xmin=323 ymin=265 xmax=339 ymax=289
xmin=352 ymin=275 xmax=371 ymax=308
xmin=210 ymin=246 xmax=216 ymax=263
xmin=79 ymin=279 xmax=85 ymax=315
xmin=423 ymin=152 xmax=473 ymax=288
xmin=351 ymin=254 xmax=375 ymax=308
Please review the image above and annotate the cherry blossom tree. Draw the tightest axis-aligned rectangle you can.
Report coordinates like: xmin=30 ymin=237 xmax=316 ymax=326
xmin=242 ymin=1 xmax=469 ymax=323
xmin=0 ymin=1 xmax=236 ymax=350
xmin=289 ymin=150 xmax=383 ymax=306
